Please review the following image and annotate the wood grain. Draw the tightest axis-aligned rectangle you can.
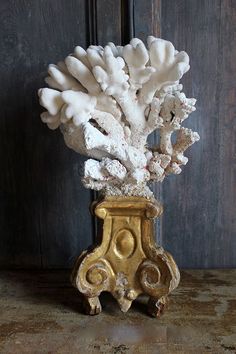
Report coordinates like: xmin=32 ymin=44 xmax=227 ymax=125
xmin=0 ymin=0 xmax=236 ymax=269
xmin=160 ymin=0 xmax=236 ymax=268
xmin=133 ymin=0 xmax=161 ymax=41
xmin=217 ymin=0 xmax=236 ymax=267
xmin=0 ymin=0 xmax=93 ymax=268
xmin=96 ymin=0 xmax=122 ymax=45
xmin=0 ymin=270 xmax=236 ymax=352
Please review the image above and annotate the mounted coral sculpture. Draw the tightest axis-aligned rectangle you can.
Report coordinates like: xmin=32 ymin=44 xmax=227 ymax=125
xmin=38 ymin=36 xmax=199 ymax=198
xmin=38 ymin=37 xmax=200 ymax=317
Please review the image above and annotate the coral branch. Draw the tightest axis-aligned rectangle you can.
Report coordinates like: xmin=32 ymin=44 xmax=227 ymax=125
xmin=45 ymin=64 xmax=84 ymax=91
xmin=65 ymin=56 xmax=101 ymax=95
xmin=123 ymin=38 xmax=155 ymax=90
xmin=93 ymin=46 xmax=129 ymax=96
xmin=140 ymin=37 xmax=190 ymax=104
xmin=172 ymin=128 xmax=200 ymax=165
xmin=144 ymin=98 xmax=163 ymax=135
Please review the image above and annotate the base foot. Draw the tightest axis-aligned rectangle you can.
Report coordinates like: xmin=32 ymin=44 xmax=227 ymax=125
xmin=83 ymin=296 xmax=102 ymax=315
xmin=147 ymin=296 xmax=168 ymax=318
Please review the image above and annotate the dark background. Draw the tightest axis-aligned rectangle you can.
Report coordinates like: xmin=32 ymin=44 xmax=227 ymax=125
xmin=0 ymin=0 xmax=235 ymax=269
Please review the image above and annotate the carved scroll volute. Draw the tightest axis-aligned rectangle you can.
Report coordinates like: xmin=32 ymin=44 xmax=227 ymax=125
xmin=75 ymin=200 xmax=114 ymax=298
xmin=145 ymin=201 xmax=163 ymax=219
xmin=138 ymin=260 xmax=171 ymax=299
xmin=76 ymin=260 xmax=113 ymax=298
xmin=94 ymin=206 xmax=107 ymax=220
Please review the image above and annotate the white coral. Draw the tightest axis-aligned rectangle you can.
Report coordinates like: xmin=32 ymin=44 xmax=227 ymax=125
xmin=38 ymin=36 xmax=200 ymax=198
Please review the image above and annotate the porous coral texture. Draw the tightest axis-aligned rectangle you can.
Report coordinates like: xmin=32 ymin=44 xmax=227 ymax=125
xmin=39 ymin=36 xmax=200 ymax=198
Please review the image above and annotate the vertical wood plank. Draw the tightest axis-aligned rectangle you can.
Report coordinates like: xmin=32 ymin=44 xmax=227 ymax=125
xmin=218 ymin=0 xmax=236 ymax=267
xmin=96 ymin=0 xmax=122 ymax=45
xmin=161 ymin=0 xmax=223 ymax=268
xmin=121 ymin=0 xmax=134 ymax=43
xmin=133 ymin=0 xmax=161 ymax=42
xmin=37 ymin=0 xmax=94 ymax=268
xmin=0 ymin=0 xmax=93 ymax=268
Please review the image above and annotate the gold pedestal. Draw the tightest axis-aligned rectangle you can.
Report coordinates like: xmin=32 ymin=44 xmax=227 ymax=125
xmin=71 ymin=197 xmax=180 ymax=317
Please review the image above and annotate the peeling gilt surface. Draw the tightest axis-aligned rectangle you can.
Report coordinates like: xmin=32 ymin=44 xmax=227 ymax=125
xmin=0 ymin=270 xmax=235 ymax=353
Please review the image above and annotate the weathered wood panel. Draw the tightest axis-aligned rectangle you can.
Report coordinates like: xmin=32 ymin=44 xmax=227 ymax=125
xmin=0 ymin=0 xmax=93 ymax=268
xmin=96 ymin=0 xmax=122 ymax=45
xmin=0 ymin=269 xmax=235 ymax=352
xmin=133 ymin=0 xmax=161 ymax=42
xmin=0 ymin=0 xmax=236 ymax=269
xmin=161 ymin=0 xmax=236 ymax=268
xmin=217 ymin=0 xmax=236 ymax=267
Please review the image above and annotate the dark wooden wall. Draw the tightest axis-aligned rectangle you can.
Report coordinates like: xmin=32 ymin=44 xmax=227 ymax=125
xmin=0 ymin=0 xmax=235 ymax=269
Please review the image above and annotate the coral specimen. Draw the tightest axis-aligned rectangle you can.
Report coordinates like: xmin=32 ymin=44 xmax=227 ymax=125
xmin=38 ymin=36 xmax=199 ymax=198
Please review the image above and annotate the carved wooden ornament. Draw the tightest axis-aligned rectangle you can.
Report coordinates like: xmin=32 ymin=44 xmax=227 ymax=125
xmin=71 ymin=197 xmax=180 ymax=316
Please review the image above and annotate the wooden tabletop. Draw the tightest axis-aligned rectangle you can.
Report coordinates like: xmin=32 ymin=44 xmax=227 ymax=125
xmin=0 ymin=269 xmax=235 ymax=353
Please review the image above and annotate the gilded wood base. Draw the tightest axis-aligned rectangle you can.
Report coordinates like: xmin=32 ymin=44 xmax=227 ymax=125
xmin=71 ymin=197 xmax=180 ymax=317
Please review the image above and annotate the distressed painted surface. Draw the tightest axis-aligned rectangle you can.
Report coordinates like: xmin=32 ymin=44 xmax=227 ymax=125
xmin=0 ymin=0 xmax=93 ymax=268
xmin=0 ymin=270 xmax=235 ymax=353
xmin=161 ymin=0 xmax=236 ymax=268
xmin=0 ymin=0 xmax=236 ymax=268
